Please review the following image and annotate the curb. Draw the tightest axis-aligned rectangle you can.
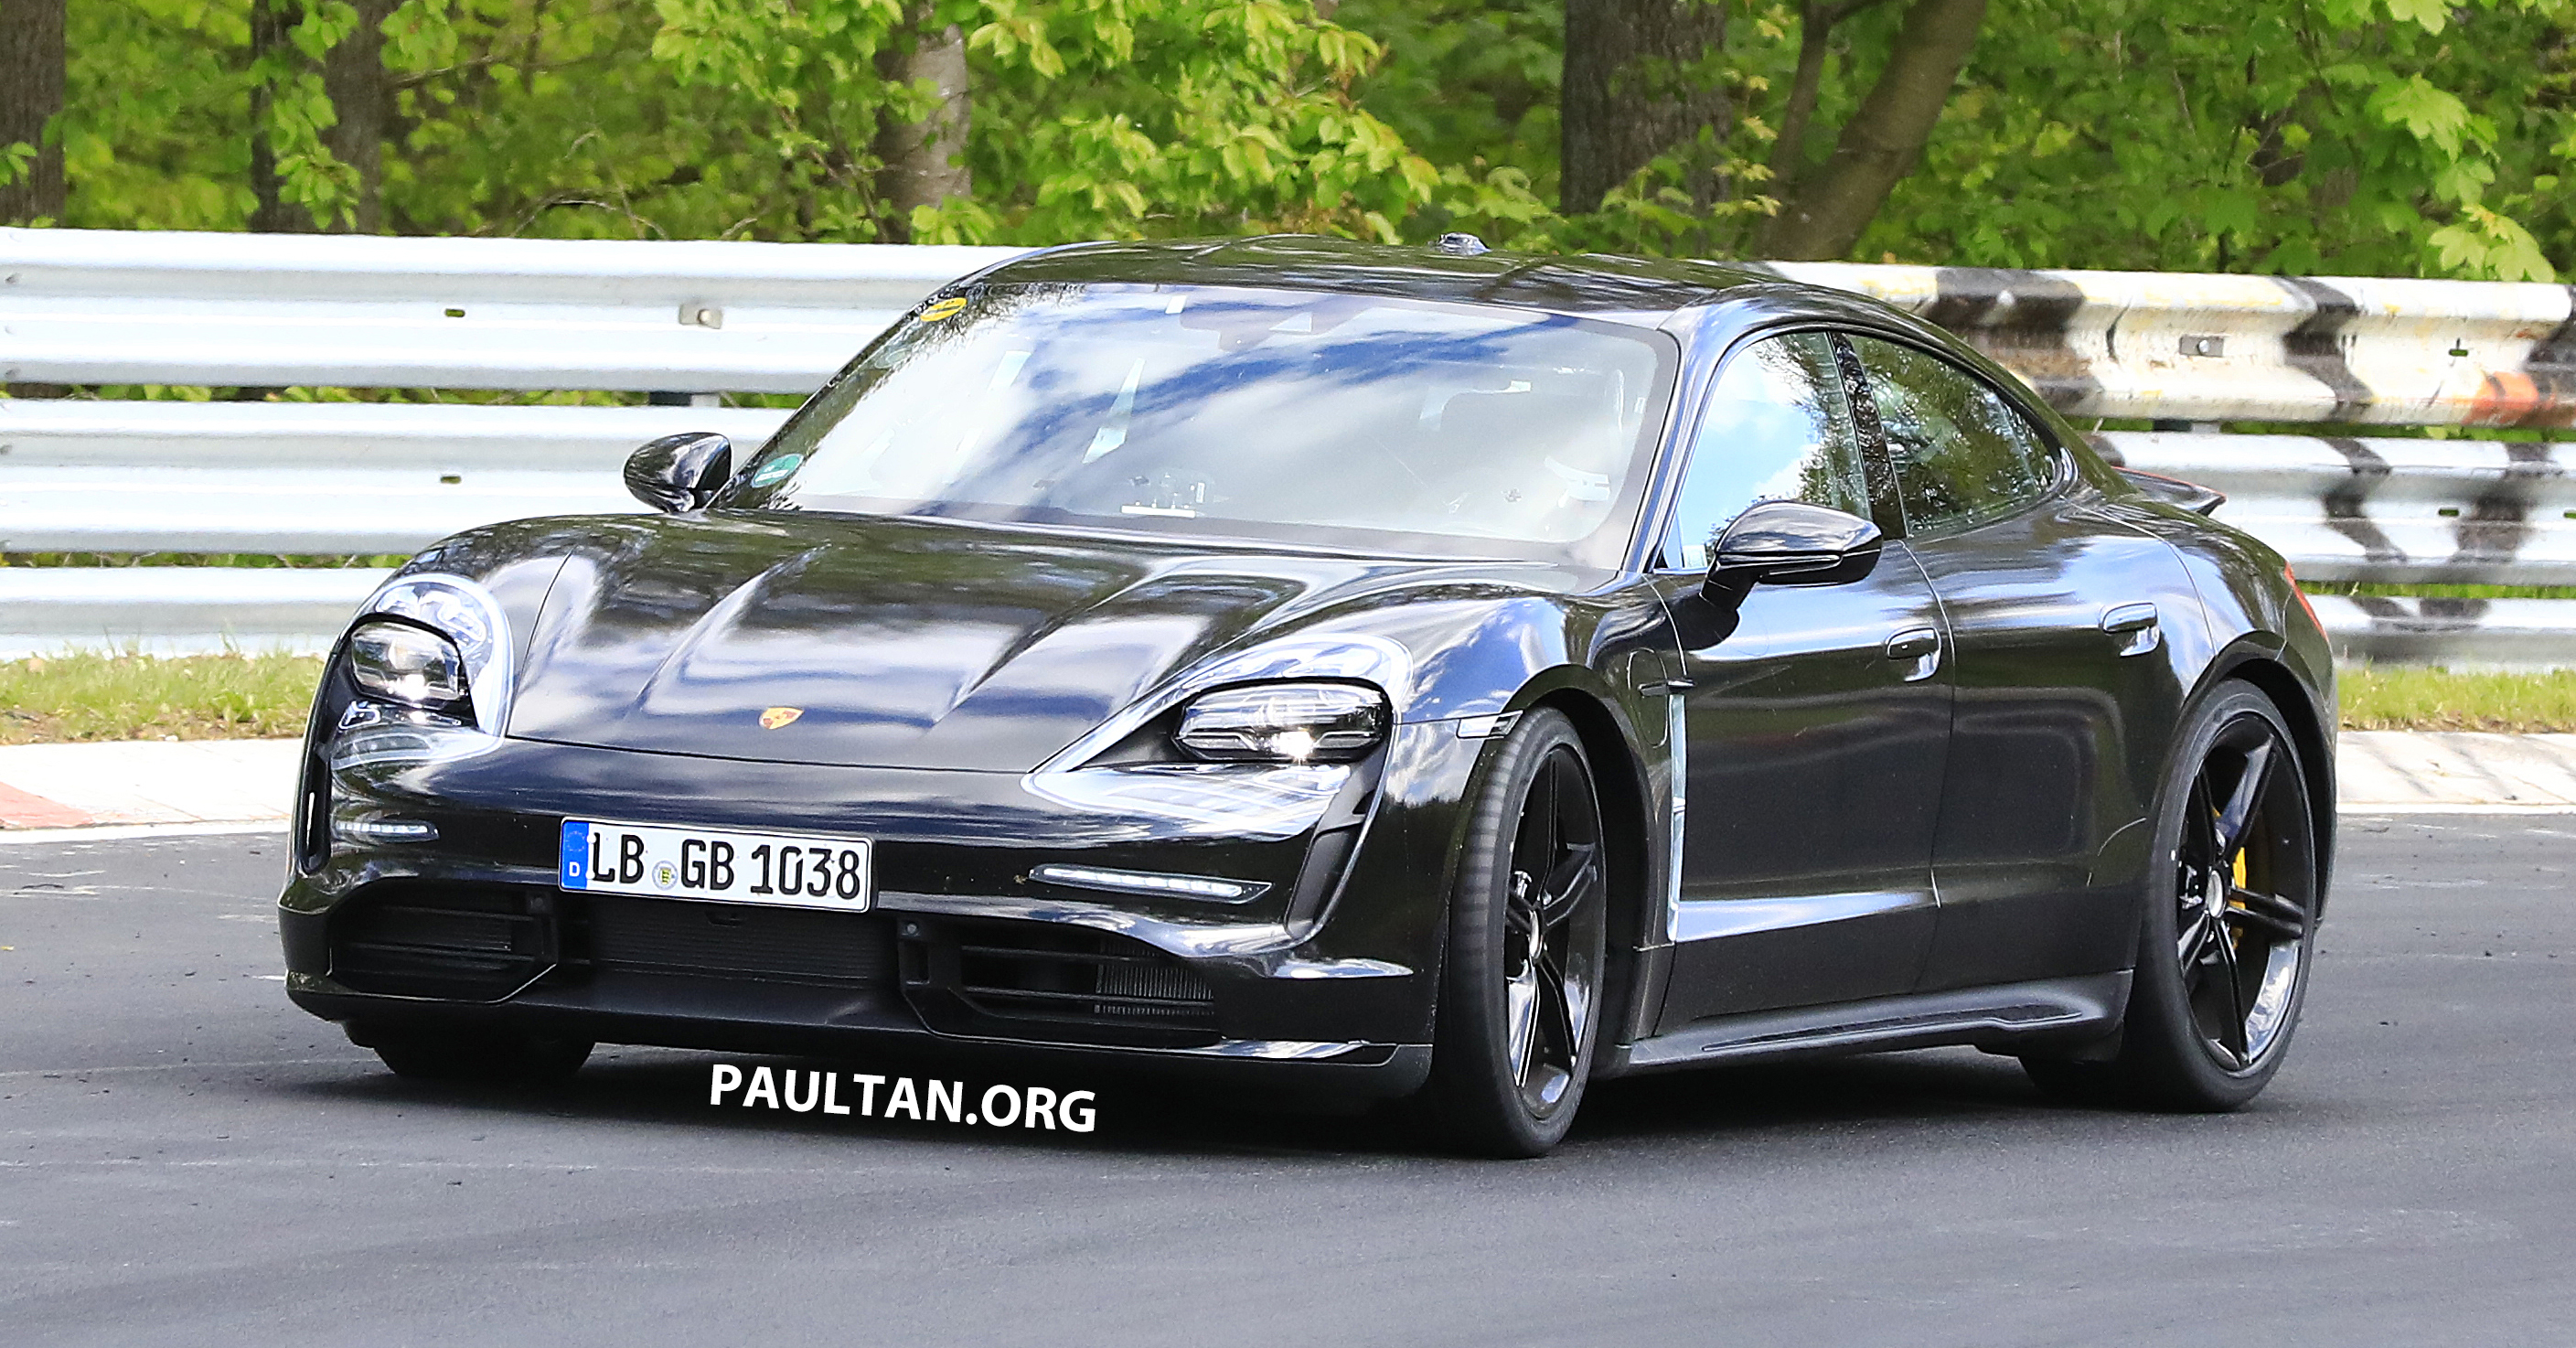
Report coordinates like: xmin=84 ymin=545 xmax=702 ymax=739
xmin=0 ymin=740 xmax=300 ymax=829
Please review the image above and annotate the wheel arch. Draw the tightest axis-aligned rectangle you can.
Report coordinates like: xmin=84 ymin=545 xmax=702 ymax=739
xmin=1525 ymin=685 xmax=1661 ymax=1047
xmin=2196 ymin=647 xmax=2338 ymax=914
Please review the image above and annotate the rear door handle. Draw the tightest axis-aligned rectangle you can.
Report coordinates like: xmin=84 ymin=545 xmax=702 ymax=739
xmin=1884 ymin=626 xmax=1941 ymax=681
xmin=2100 ymin=602 xmax=2160 ymax=656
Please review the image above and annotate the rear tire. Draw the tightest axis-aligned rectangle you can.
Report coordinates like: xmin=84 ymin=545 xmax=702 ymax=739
xmin=1415 ymin=709 xmax=1609 ymax=1159
xmin=2025 ymin=680 xmax=2320 ymax=1110
xmin=353 ymin=1022 xmax=593 ymax=1084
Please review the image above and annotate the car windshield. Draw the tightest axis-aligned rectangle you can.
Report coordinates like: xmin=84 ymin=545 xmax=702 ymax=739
xmin=724 ymin=283 xmax=1679 ymax=563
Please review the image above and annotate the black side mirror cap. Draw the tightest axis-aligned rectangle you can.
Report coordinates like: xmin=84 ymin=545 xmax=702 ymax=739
xmin=1703 ymin=499 xmax=1884 ymax=598
xmin=625 ymin=432 xmax=733 ymax=513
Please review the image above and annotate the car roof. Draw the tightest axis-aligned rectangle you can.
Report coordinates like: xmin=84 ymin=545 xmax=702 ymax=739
xmin=978 ymin=235 xmax=1786 ymax=322
xmin=967 ymin=236 xmax=2123 ymax=522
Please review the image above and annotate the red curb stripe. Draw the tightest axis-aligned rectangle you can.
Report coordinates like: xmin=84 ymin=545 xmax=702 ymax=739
xmin=0 ymin=782 xmax=97 ymax=829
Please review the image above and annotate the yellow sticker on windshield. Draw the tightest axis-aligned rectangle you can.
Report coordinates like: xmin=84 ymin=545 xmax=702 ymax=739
xmin=917 ymin=296 xmax=967 ymax=322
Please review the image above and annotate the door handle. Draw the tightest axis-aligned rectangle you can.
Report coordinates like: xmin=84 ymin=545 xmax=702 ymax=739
xmin=1883 ymin=626 xmax=1940 ymax=681
xmin=1884 ymin=627 xmax=1939 ymax=659
xmin=2100 ymin=602 xmax=2160 ymax=656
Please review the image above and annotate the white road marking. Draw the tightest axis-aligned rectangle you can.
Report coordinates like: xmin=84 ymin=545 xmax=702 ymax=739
xmin=0 ymin=820 xmax=284 ymax=847
xmin=0 ymin=1056 xmax=366 ymax=1080
xmin=2338 ymin=803 xmax=2576 ymax=815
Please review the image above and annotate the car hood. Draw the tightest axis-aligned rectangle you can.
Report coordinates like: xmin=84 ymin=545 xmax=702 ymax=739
xmin=503 ymin=512 xmax=1540 ymax=772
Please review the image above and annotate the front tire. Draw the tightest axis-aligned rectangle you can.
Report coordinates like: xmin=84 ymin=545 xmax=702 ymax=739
xmin=2025 ymin=680 xmax=2320 ymax=1110
xmin=1416 ymin=708 xmax=1609 ymax=1158
xmin=351 ymin=1022 xmax=593 ymax=1085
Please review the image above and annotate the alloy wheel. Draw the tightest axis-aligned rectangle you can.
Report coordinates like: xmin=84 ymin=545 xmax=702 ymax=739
xmin=2171 ymin=713 xmax=2315 ymax=1072
xmin=1501 ymin=744 xmax=1606 ymax=1115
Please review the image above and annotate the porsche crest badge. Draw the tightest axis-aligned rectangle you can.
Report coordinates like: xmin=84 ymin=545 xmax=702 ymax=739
xmin=758 ymin=706 xmax=804 ymax=730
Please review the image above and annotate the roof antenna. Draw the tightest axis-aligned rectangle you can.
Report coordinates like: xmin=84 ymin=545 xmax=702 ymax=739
xmin=1432 ymin=232 xmax=1491 ymax=256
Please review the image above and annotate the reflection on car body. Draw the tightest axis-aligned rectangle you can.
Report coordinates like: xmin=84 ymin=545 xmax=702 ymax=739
xmin=281 ymin=236 xmax=2336 ymax=1156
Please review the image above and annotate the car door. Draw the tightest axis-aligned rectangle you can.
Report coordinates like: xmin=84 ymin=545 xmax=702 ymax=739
xmin=1650 ymin=331 xmax=1956 ymax=1027
xmin=1844 ymin=334 xmax=2199 ymax=991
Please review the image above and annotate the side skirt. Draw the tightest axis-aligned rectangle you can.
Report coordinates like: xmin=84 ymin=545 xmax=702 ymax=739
xmin=1600 ymin=971 xmax=2131 ymax=1075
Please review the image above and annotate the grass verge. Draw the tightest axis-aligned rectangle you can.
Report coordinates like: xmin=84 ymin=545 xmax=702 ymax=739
xmin=2338 ymin=664 xmax=2576 ymax=733
xmin=1 ymin=654 xmax=2573 ymax=743
xmin=2300 ymin=580 xmax=2576 ymax=601
xmin=0 ymin=652 xmax=324 ymax=744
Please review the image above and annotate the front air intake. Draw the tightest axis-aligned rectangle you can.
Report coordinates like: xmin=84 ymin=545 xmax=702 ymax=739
xmin=326 ymin=881 xmax=558 ymax=1000
xmin=582 ymin=895 xmax=893 ymax=987
xmin=897 ymin=917 xmax=1219 ymax=1049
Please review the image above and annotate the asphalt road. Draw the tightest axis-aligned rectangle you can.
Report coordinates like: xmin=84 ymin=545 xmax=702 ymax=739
xmin=1 ymin=817 xmax=2570 ymax=1346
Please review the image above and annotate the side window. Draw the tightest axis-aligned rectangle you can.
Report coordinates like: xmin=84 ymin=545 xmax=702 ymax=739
xmin=1847 ymin=335 xmax=2058 ymax=533
xmin=1662 ymin=332 xmax=1871 ymax=571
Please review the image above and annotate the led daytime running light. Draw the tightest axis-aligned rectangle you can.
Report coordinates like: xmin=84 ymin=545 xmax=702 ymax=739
xmin=1031 ymin=863 xmax=1268 ymax=904
xmin=329 ymin=809 xmax=441 ymax=845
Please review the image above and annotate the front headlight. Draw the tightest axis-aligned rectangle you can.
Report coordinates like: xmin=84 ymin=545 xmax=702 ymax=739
xmin=1174 ymin=682 xmax=1387 ymax=764
xmin=347 ymin=619 xmax=468 ymax=708
xmin=347 ymin=572 xmax=516 ymax=734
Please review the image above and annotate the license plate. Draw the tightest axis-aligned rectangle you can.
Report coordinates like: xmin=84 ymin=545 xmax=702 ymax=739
xmin=559 ymin=818 xmax=871 ymax=911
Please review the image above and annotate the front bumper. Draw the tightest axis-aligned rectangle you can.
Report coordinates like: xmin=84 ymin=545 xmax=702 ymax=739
xmin=282 ymin=725 xmax=1491 ymax=1099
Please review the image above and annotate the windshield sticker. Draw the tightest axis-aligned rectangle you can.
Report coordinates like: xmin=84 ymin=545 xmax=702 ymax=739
xmin=916 ymin=296 xmax=968 ymax=322
xmin=747 ymin=454 xmax=803 ymax=487
xmin=1082 ymin=358 xmax=1148 ymax=463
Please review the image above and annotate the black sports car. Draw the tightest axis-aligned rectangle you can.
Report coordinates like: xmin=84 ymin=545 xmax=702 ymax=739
xmin=281 ymin=236 xmax=2335 ymax=1157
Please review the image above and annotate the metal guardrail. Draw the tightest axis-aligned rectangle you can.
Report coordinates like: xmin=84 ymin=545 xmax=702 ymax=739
xmin=0 ymin=229 xmax=1018 ymax=394
xmin=0 ymin=565 xmax=390 ymax=659
xmin=0 ymin=400 xmax=791 ymax=551
xmin=2096 ymin=432 xmax=2576 ymax=587
xmin=5 ymin=230 xmax=2568 ymax=421
xmin=3 ymin=229 xmax=2572 ymax=664
xmin=1762 ymin=263 xmax=2576 ymax=427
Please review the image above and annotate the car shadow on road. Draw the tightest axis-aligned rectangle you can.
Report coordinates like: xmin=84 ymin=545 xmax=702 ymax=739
xmin=1568 ymin=1047 xmax=2059 ymax=1145
xmin=278 ymin=1041 xmax=2095 ymax=1162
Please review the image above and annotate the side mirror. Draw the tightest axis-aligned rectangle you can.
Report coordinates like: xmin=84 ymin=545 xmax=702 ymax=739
xmin=624 ymin=433 xmax=733 ymax=513
xmin=1704 ymin=499 xmax=1883 ymax=597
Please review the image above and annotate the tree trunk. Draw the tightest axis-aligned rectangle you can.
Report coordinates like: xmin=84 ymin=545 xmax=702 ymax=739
xmin=322 ymin=0 xmax=394 ymax=233
xmin=1560 ymin=0 xmax=1731 ymax=216
xmin=1767 ymin=0 xmax=1895 ymax=193
xmin=247 ymin=0 xmax=297 ymax=233
xmin=871 ymin=9 xmax=973 ymax=243
xmin=1758 ymin=0 xmax=1985 ymax=260
xmin=0 ymin=0 xmax=67 ymax=225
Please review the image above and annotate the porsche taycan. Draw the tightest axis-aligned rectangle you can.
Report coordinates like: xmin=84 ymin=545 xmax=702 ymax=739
xmin=280 ymin=236 xmax=2335 ymax=1156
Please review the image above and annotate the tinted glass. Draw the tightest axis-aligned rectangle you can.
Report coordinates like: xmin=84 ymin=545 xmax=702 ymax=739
xmin=1662 ymin=332 xmax=1869 ymax=571
xmin=728 ymin=284 xmax=1677 ymax=562
xmin=1848 ymin=335 xmax=2058 ymax=532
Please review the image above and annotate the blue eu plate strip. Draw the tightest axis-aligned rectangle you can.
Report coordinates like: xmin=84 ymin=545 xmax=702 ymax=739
xmin=559 ymin=819 xmax=592 ymax=889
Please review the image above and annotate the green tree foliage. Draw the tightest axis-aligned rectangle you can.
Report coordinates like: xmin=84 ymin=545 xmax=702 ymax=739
xmin=1855 ymin=0 xmax=2576 ymax=278
xmin=45 ymin=0 xmax=1437 ymax=241
xmin=378 ymin=0 xmax=771 ymax=238
xmin=52 ymin=1 xmax=808 ymax=237
xmin=650 ymin=0 xmax=1439 ymax=242
xmin=1343 ymin=0 xmax=2573 ymax=277
xmin=22 ymin=0 xmax=2576 ymax=279
xmin=56 ymin=0 xmax=256 ymax=229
